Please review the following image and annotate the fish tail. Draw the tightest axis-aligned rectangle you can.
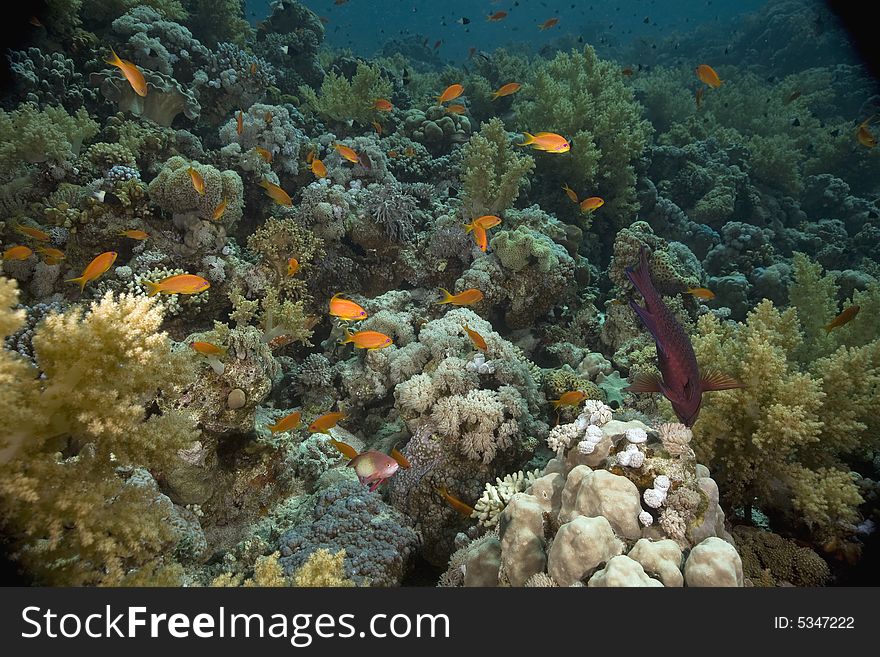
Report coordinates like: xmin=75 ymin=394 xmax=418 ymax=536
xmin=106 ymin=46 xmax=122 ymax=67
xmin=143 ymin=280 xmax=162 ymax=297
xmin=464 ymin=221 xmax=475 ymax=233
xmin=340 ymin=326 xmax=353 ymax=344
xmin=518 ymin=132 xmax=535 ymax=146
xmin=624 ymin=247 xmax=654 ymax=299
xmin=437 ymin=288 xmax=454 ymax=304
xmin=64 ymin=276 xmax=86 ymax=292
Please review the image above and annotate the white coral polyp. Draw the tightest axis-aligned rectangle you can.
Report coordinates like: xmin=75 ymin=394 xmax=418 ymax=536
xmin=625 ymin=427 xmax=648 ymax=444
xmin=654 ymin=475 xmax=671 ymax=492
xmin=584 ymin=399 xmax=613 ymax=426
xmin=643 ymin=487 xmax=667 ymax=509
xmin=617 ymin=443 xmax=645 ymax=468
xmin=577 ymin=439 xmax=596 ymax=455
xmin=638 ymin=510 xmax=654 ymax=527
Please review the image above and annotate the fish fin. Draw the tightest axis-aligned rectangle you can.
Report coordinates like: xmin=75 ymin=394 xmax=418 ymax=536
xmin=64 ymin=276 xmax=86 ymax=292
xmin=518 ymin=132 xmax=535 ymax=146
xmin=437 ymin=287 xmax=453 ymax=304
xmin=625 ymin=372 xmax=663 ymax=393
xmin=464 ymin=221 xmax=474 ymax=233
xmin=339 ymin=326 xmax=353 ymax=345
xmin=368 ymin=479 xmax=382 ymax=492
xmin=700 ymin=370 xmax=745 ymax=392
xmin=143 ymin=280 xmax=162 ymax=297
xmin=627 ymin=299 xmax=659 ymax=338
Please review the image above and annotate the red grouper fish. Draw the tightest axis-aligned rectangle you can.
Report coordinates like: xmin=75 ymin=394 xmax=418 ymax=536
xmin=624 ymin=247 xmax=743 ymax=426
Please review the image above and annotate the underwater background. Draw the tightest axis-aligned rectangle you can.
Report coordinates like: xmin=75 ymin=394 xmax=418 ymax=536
xmin=0 ymin=0 xmax=878 ymax=588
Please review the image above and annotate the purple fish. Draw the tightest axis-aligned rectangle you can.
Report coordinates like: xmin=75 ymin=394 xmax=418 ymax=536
xmin=624 ymin=247 xmax=742 ymax=426
xmin=348 ymin=450 xmax=400 ymax=491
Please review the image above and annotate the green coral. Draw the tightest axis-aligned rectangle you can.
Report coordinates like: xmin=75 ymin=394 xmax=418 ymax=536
xmin=148 ymin=155 xmax=244 ymax=227
xmin=300 ymin=61 xmax=392 ymax=126
xmin=0 ymin=281 xmax=199 ymax=585
xmin=0 ymin=103 xmax=98 ymax=178
xmin=460 ymin=117 xmax=535 ymax=217
xmin=490 ymin=226 xmax=560 ymax=273
xmin=183 ymin=0 xmax=252 ymax=47
xmin=513 ymin=46 xmax=652 ymax=228
xmin=732 ymin=526 xmax=830 ymax=587
xmin=690 ymin=285 xmax=879 ymax=539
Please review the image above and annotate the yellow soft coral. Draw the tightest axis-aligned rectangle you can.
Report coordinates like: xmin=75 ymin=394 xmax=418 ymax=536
xmin=0 ymin=282 xmax=200 ymax=584
xmin=291 ymin=549 xmax=357 ymax=587
xmin=690 ymin=297 xmax=874 ymax=539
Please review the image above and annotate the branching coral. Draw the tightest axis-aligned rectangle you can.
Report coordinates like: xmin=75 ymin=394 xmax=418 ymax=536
xmin=300 ymin=61 xmax=392 ymax=126
xmin=0 ymin=281 xmax=200 ymax=584
xmin=513 ymin=46 xmax=652 ymax=229
xmin=460 ymin=117 xmax=535 ymax=218
xmin=690 ymin=288 xmax=879 ymax=539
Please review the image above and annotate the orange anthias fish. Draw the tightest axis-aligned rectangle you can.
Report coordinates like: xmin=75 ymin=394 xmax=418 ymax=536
xmin=191 ymin=341 xmax=226 ymax=356
xmin=562 ymin=184 xmax=579 ymax=203
xmin=551 ymin=390 xmax=588 ymax=410
xmin=311 ymin=158 xmax=327 ymax=178
xmin=143 ymin=273 xmax=210 ymax=297
xmin=464 ymin=215 xmax=501 ymax=233
xmin=390 ymin=447 xmax=411 ymax=469
xmin=491 ymin=82 xmax=521 ymax=100
xmin=268 ymin=410 xmax=302 ymax=433
xmin=36 ymin=247 xmax=65 ymax=265
xmin=372 ymin=121 xmax=383 ymax=135
xmin=437 ymin=287 xmax=484 ymax=306
xmin=856 ymin=119 xmax=876 ymax=148
xmin=695 ymin=64 xmax=722 ymax=88
xmin=445 ymin=104 xmax=467 ymax=115
xmin=118 ymin=229 xmax=149 ymax=240
xmin=255 ymin=146 xmax=273 ymax=162
xmin=287 ymin=257 xmax=299 ymax=276
xmin=349 ymin=451 xmax=400 ymax=491
xmin=236 ymin=110 xmax=243 ymax=135
xmin=106 ymin=46 xmax=147 ymax=97
xmin=624 ymin=247 xmax=743 ymax=426
xmin=15 ymin=225 xmax=51 ymax=241
xmin=580 ymin=196 xmax=604 ymax=212
xmin=188 ymin=166 xmax=205 ymax=195
xmin=65 ymin=251 xmax=117 ymax=291
xmin=212 ymin=198 xmax=228 ymax=221
xmin=518 ymin=131 xmax=570 ymax=153
xmin=472 ymin=224 xmax=488 ymax=252
xmin=341 ymin=327 xmax=393 ymax=350
xmin=686 ymin=287 xmax=715 ymax=301
xmin=309 ymin=411 xmax=346 ymax=434
xmin=436 ymin=487 xmax=475 ymax=517
xmin=329 ymin=438 xmax=359 ymax=459
xmin=373 ymin=98 xmax=393 ymax=111
xmin=250 ymin=62 xmax=257 ymax=75
xmin=463 ymin=324 xmax=487 ymax=351
xmin=825 ymin=305 xmax=860 ymax=332
xmin=487 ymin=11 xmax=508 ymax=22
xmin=538 ymin=18 xmax=559 ymax=30
xmin=334 ymin=142 xmax=359 ymax=163
xmin=329 ymin=293 xmax=368 ymax=321
xmin=3 ymin=245 xmax=33 ymax=261
xmin=306 ymin=149 xmax=316 ymax=164
xmin=695 ymin=87 xmax=705 ymax=109
xmin=437 ymin=83 xmax=464 ymax=103
xmin=258 ymin=179 xmax=293 ymax=206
